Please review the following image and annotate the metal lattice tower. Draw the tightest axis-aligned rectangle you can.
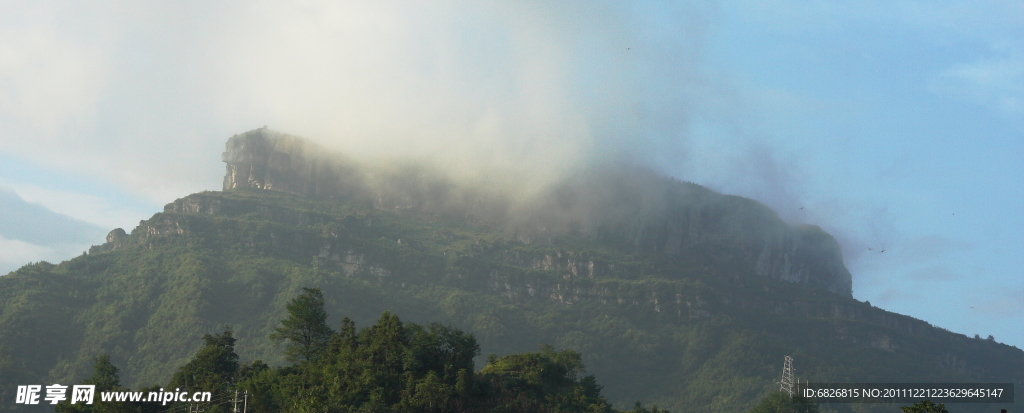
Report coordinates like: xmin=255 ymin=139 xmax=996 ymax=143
xmin=779 ymin=355 xmax=795 ymax=396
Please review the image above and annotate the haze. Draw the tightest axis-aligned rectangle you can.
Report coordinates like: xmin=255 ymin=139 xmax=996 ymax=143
xmin=1 ymin=1 xmax=1021 ymax=349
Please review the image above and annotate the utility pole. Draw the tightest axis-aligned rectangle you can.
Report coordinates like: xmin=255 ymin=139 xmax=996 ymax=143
xmin=243 ymin=390 xmax=248 ymax=413
xmin=232 ymin=390 xmax=239 ymax=413
xmin=779 ymin=355 xmax=795 ymax=397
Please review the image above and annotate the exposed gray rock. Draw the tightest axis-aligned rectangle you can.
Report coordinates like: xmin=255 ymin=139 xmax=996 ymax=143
xmin=105 ymin=228 xmax=127 ymax=243
xmin=88 ymin=228 xmax=129 ymax=254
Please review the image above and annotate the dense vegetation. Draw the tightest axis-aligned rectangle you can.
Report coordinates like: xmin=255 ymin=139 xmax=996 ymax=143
xmin=1 ymin=189 xmax=1021 ymax=413
xmin=54 ymin=288 xmax=661 ymax=413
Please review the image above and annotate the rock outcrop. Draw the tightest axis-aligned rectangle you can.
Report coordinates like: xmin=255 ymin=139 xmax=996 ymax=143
xmin=87 ymin=228 xmax=129 ymax=254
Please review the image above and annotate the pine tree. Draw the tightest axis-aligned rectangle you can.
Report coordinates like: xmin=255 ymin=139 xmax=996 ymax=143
xmin=168 ymin=327 xmax=240 ymax=413
xmin=270 ymin=287 xmax=335 ymax=364
xmin=55 ymin=355 xmax=130 ymax=413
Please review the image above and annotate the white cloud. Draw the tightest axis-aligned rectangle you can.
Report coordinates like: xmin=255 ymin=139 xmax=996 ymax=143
xmin=0 ymin=235 xmax=89 ymax=275
xmin=0 ymin=3 xmax=111 ymax=137
xmin=0 ymin=180 xmax=149 ymax=230
xmin=930 ymin=53 xmax=1024 ymax=115
xmin=0 ymin=235 xmax=50 ymax=265
xmin=0 ymin=1 xmax=717 ymax=201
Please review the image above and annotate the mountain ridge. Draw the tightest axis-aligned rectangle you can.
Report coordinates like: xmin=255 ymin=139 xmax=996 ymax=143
xmin=1 ymin=129 xmax=1020 ymax=413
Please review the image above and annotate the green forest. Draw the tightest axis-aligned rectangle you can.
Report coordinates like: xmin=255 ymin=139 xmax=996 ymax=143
xmin=54 ymin=288 xmax=672 ymax=413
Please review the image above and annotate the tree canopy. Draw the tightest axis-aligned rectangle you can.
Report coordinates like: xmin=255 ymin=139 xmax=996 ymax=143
xmin=54 ymin=289 xmax=650 ymax=413
xmin=168 ymin=327 xmax=240 ymax=412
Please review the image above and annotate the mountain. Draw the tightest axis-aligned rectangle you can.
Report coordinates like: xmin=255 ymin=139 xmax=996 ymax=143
xmin=1 ymin=128 xmax=1020 ymax=413
xmin=220 ymin=128 xmax=852 ymax=296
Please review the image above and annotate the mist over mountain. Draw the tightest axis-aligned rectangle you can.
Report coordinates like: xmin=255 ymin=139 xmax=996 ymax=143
xmin=221 ymin=128 xmax=852 ymax=295
xmin=0 ymin=130 xmax=1019 ymax=413
xmin=2 ymin=0 xmax=1021 ymax=356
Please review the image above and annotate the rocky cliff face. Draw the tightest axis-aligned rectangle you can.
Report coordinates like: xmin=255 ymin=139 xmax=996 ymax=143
xmin=220 ymin=128 xmax=852 ymax=296
xmin=222 ymin=128 xmax=369 ymax=199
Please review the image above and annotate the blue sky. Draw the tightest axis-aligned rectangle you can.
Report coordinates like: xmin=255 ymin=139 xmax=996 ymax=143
xmin=1 ymin=1 xmax=1021 ymax=349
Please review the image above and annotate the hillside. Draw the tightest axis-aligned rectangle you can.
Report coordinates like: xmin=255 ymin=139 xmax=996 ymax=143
xmin=0 ymin=129 xmax=1020 ymax=413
